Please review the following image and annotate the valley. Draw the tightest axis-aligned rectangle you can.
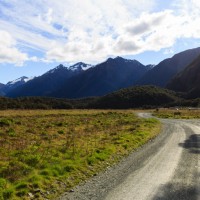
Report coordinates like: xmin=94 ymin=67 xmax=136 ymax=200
xmin=0 ymin=2 xmax=200 ymax=200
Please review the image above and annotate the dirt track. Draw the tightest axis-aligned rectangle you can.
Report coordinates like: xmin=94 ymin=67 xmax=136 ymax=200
xmin=58 ymin=113 xmax=200 ymax=200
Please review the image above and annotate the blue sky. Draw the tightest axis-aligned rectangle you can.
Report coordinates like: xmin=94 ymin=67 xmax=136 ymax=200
xmin=0 ymin=0 xmax=200 ymax=83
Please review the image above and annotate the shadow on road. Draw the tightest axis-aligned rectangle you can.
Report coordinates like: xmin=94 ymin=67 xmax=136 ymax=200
xmin=152 ymin=184 xmax=197 ymax=200
xmin=179 ymin=134 xmax=200 ymax=154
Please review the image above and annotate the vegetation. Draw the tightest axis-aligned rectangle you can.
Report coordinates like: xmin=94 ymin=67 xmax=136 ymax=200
xmin=88 ymin=86 xmax=180 ymax=109
xmin=0 ymin=110 xmax=160 ymax=199
xmin=0 ymin=86 xmax=200 ymax=110
xmin=153 ymin=108 xmax=200 ymax=119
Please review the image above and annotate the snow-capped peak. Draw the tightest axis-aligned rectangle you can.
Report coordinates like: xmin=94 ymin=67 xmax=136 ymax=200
xmin=46 ymin=64 xmax=67 ymax=74
xmin=7 ymin=76 xmax=34 ymax=86
xmin=68 ymin=62 xmax=93 ymax=71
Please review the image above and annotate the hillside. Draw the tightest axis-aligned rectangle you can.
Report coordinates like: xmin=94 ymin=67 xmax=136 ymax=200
xmin=88 ymin=86 xmax=180 ymax=109
xmin=167 ymin=54 xmax=200 ymax=98
xmin=51 ymin=57 xmax=150 ymax=98
xmin=137 ymin=47 xmax=200 ymax=87
xmin=1 ymin=85 xmax=199 ymax=110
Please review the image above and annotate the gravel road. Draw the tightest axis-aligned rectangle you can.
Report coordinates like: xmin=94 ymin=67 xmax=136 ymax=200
xmin=58 ymin=113 xmax=200 ymax=200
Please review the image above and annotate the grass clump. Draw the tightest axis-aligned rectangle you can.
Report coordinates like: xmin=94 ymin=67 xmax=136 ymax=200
xmin=2 ymin=188 xmax=14 ymax=199
xmin=0 ymin=119 xmax=12 ymax=127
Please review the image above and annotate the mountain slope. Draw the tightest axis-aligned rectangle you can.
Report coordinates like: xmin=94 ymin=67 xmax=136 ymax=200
xmin=0 ymin=83 xmax=4 ymax=88
xmin=7 ymin=63 xmax=88 ymax=97
xmin=167 ymin=54 xmax=200 ymax=98
xmin=51 ymin=57 xmax=150 ymax=98
xmin=0 ymin=83 xmax=5 ymax=96
xmin=0 ymin=76 xmax=33 ymax=96
xmin=137 ymin=47 xmax=200 ymax=87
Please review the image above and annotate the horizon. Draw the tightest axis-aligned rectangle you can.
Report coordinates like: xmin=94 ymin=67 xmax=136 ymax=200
xmin=1 ymin=0 xmax=200 ymax=83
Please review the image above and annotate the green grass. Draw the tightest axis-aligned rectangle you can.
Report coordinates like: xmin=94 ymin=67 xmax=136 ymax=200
xmin=0 ymin=110 xmax=160 ymax=199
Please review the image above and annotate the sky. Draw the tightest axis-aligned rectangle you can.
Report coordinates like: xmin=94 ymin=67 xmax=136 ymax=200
xmin=0 ymin=0 xmax=200 ymax=84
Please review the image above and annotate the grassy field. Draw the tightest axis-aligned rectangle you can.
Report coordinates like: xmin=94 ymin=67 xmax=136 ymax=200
xmin=153 ymin=108 xmax=200 ymax=119
xmin=0 ymin=110 xmax=160 ymax=200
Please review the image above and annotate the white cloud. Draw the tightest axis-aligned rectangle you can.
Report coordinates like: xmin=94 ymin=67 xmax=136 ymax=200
xmin=1 ymin=0 xmax=200 ymax=64
xmin=0 ymin=30 xmax=28 ymax=66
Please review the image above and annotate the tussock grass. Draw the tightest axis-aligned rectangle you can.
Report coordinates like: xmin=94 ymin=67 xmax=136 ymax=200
xmin=154 ymin=108 xmax=200 ymax=119
xmin=0 ymin=110 xmax=160 ymax=199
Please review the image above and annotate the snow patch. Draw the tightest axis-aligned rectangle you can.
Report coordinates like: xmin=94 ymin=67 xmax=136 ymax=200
xmin=46 ymin=64 xmax=67 ymax=74
xmin=7 ymin=76 xmax=35 ymax=85
xmin=68 ymin=62 xmax=93 ymax=71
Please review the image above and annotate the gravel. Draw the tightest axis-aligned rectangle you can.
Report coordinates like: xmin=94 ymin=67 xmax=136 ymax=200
xmin=58 ymin=114 xmax=200 ymax=200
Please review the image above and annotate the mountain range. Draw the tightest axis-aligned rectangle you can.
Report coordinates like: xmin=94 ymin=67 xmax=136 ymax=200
xmin=5 ymin=57 xmax=151 ymax=98
xmin=50 ymin=57 xmax=150 ymax=98
xmin=4 ymin=63 xmax=91 ymax=97
xmin=1 ymin=47 xmax=200 ymax=99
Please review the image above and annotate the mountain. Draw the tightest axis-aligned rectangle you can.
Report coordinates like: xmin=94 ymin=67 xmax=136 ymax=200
xmin=6 ymin=76 xmax=34 ymax=88
xmin=68 ymin=62 xmax=93 ymax=71
xmin=167 ymin=54 xmax=200 ymax=98
xmin=137 ymin=47 xmax=200 ymax=87
xmin=0 ymin=83 xmax=5 ymax=96
xmin=0 ymin=76 xmax=34 ymax=96
xmin=7 ymin=64 xmax=89 ymax=97
xmin=50 ymin=57 xmax=151 ymax=98
xmin=0 ymin=83 xmax=5 ymax=89
xmin=6 ymin=47 xmax=200 ymax=99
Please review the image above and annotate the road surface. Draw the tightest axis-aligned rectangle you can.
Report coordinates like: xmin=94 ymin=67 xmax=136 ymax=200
xmin=59 ymin=113 xmax=200 ymax=200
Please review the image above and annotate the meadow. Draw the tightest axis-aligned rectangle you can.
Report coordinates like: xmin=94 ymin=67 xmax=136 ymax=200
xmin=153 ymin=108 xmax=200 ymax=119
xmin=0 ymin=110 xmax=160 ymax=199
